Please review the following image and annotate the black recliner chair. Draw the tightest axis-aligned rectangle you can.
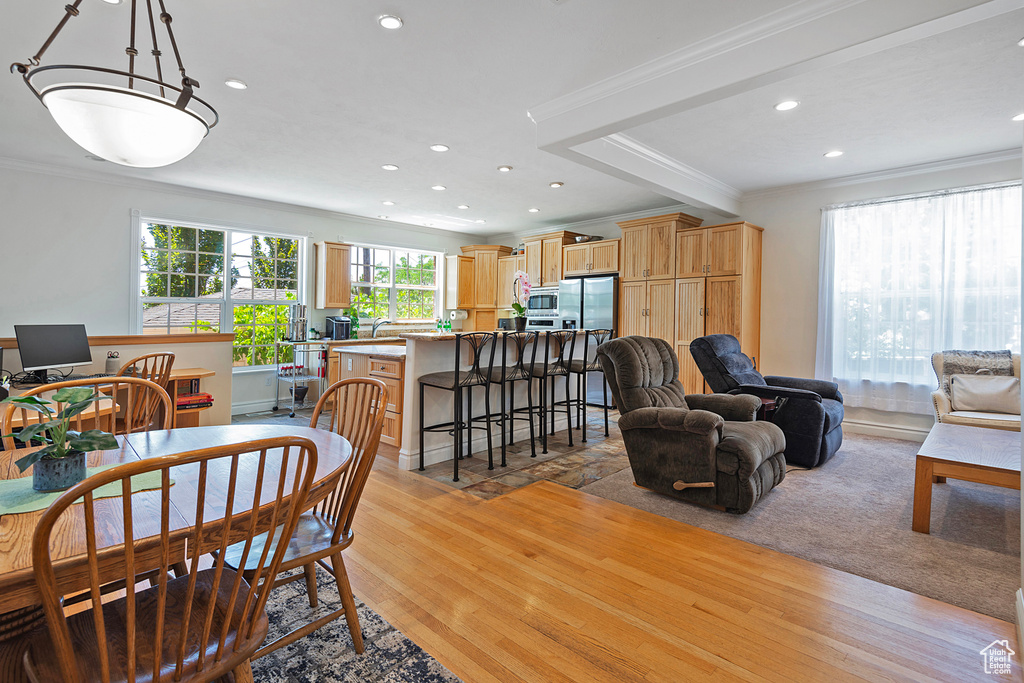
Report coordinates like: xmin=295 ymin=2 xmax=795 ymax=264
xmin=690 ymin=334 xmax=843 ymax=468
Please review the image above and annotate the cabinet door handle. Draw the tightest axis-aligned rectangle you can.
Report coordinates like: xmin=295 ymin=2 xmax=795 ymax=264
xmin=699 ymin=307 xmax=703 ymax=316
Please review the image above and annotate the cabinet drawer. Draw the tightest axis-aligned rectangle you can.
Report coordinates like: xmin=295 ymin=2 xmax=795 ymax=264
xmin=375 ymin=375 xmax=403 ymax=414
xmin=380 ymin=410 xmax=402 ymax=448
xmin=369 ymin=357 xmax=403 ymax=379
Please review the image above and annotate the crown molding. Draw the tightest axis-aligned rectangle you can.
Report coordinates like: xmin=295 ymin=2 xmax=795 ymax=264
xmin=482 ymin=202 xmax=697 ymax=241
xmin=528 ymin=0 xmax=864 ymax=124
xmin=0 ymin=155 xmax=482 ymax=241
xmin=740 ymin=148 xmax=1022 ymax=202
xmin=603 ymin=134 xmax=742 ymax=202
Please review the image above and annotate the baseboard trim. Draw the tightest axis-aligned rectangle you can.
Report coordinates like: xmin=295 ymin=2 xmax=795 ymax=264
xmin=1016 ymin=589 xmax=1024 ymax=653
xmin=842 ymin=418 xmax=931 ymax=443
xmin=231 ymin=398 xmax=306 ymax=415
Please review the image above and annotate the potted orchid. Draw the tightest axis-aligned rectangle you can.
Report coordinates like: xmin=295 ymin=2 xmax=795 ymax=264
xmin=511 ymin=270 xmax=531 ymax=332
xmin=1 ymin=388 xmax=118 ymax=492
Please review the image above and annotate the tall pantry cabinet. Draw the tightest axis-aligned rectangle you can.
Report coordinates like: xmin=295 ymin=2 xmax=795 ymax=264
xmin=617 ymin=213 xmax=704 ymax=344
xmin=674 ymin=221 xmax=763 ymax=394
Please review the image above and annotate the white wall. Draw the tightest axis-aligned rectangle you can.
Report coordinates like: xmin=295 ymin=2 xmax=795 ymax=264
xmin=0 ymin=161 xmax=477 ymax=412
xmin=739 ymin=156 xmax=1022 ymax=438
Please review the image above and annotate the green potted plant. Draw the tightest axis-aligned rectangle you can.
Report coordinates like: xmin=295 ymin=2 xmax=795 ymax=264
xmin=1 ymin=387 xmax=119 ymax=492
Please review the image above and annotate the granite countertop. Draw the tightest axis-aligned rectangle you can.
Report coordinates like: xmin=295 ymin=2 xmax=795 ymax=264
xmin=322 ymin=338 xmax=406 ymax=346
xmin=333 ymin=345 xmax=407 ymax=359
xmin=400 ymin=330 xmax=588 ymax=342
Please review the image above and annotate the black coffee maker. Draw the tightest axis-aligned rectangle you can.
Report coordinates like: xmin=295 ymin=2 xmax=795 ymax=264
xmin=325 ymin=316 xmax=351 ymax=340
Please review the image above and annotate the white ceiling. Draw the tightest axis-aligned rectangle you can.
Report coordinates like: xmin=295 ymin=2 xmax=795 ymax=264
xmin=1 ymin=0 xmax=1020 ymax=233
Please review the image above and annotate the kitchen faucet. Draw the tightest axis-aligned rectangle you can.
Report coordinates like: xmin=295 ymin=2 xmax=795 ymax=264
xmin=371 ymin=318 xmax=393 ymax=338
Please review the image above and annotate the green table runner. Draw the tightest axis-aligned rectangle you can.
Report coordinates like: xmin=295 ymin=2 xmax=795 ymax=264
xmin=0 ymin=464 xmax=171 ymax=515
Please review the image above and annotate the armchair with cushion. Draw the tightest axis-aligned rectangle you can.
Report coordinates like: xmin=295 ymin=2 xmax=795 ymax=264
xmin=689 ymin=334 xmax=843 ymax=468
xmin=597 ymin=336 xmax=786 ymax=514
xmin=930 ymin=351 xmax=1021 ymax=431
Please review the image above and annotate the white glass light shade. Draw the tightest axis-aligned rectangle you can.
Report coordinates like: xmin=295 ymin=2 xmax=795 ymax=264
xmin=41 ymin=84 xmax=209 ymax=167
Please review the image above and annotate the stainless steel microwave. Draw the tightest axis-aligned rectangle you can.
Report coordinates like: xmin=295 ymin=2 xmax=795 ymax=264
xmin=526 ymin=286 xmax=558 ymax=315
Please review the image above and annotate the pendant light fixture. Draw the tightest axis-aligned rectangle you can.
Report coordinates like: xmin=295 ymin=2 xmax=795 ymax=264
xmin=10 ymin=0 xmax=218 ymax=168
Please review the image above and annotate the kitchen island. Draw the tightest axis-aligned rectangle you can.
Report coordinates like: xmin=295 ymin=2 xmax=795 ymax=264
xmin=332 ymin=343 xmax=406 ymax=447
xmin=397 ymin=332 xmax=584 ymax=472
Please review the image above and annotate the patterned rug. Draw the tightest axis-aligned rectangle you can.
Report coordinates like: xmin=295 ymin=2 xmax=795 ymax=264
xmin=254 ymin=567 xmax=461 ymax=682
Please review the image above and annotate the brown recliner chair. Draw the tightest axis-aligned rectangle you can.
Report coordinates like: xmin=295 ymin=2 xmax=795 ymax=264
xmin=597 ymin=336 xmax=786 ymax=513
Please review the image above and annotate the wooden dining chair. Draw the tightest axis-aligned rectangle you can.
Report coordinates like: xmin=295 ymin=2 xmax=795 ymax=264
xmin=221 ymin=377 xmax=387 ymax=658
xmin=21 ymin=436 xmax=318 ymax=683
xmin=1 ymin=377 xmax=172 ymax=450
xmin=116 ymin=352 xmax=175 ymax=429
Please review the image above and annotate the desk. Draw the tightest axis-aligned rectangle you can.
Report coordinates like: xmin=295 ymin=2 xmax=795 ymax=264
xmin=0 ymin=424 xmax=352 ymax=613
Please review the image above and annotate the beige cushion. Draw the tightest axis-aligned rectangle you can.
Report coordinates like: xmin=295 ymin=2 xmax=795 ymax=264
xmin=949 ymin=374 xmax=1021 ymax=414
xmin=943 ymin=411 xmax=1021 ymax=431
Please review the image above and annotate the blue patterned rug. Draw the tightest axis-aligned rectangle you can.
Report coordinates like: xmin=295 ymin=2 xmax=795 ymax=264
xmin=254 ymin=567 xmax=461 ymax=682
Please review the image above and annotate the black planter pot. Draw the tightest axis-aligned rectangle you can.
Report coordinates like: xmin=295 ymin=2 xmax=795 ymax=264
xmin=514 ymin=317 xmax=527 ymax=332
xmin=32 ymin=451 xmax=86 ymax=492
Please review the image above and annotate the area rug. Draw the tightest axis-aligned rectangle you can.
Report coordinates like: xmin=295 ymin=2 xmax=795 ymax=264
xmin=580 ymin=432 xmax=1021 ymax=622
xmin=254 ymin=567 xmax=461 ymax=682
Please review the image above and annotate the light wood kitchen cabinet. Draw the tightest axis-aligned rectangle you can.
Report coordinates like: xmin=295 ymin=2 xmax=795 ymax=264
xmin=676 ymin=221 xmax=753 ymax=278
xmin=445 ymin=255 xmax=474 ymax=310
xmin=523 ymin=231 xmax=583 ymax=286
xmin=314 ymin=241 xmax=351 ymax=309
xmin=674 ymin=221 xmax=763 ymax=388
xmin=369 ymin=355 xmax=404 ymax=447
xmin=496 ymin=254 xmax=525 ymax=310
xmin=460 ymin=245 xmax=512 ymax=309
xmin=619 ymin=280 xmax=675 ymax=344
xmin=618 ymin=213 xmax=702 ymax=282
xmin=563 ymin=239 xmax=620 ymax=276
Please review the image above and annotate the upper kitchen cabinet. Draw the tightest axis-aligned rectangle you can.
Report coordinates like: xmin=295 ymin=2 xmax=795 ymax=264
xmin=676 ymin=221 xmax=760 ymax=278
xmin=563 ymin=239 xmax=620 ymax=277
xmin=497 ymin=253 xmax=526 ymax=310
xmin=522 ymin=231 xmax=583 ymax=286
xmin=618 ymin=213 xmax=703 ymax=282
xmin=445 ymin=255 xmax=474 ymax=310
xmin=461 ymin=245 xmax=512 ymax=309
xmin=314 ymin=241 xmax=351 ymax=309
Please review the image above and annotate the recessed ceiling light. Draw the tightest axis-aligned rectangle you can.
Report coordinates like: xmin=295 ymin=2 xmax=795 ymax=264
xmin=432 ymin=185 xmax=446 ymax=191
xmin=1013 ymin=113 xmax=1024 ymax=122
xmin=378 ymin=215 xmax=388 ymax=219
xmin=475 ymin=220 xmax=486 ymax=224
xmin=378 ymin=15 xmax=403 ymax=29
xmin=224 ymin=78 xmax=247 ymax=90
xmin=824 ymin=150 xmax=844 ymax=158
xmin=101 ymin=0 xmax=122 ymax=4
xmin=429 ymin=144 xmax=449 ymax=152
xmin=549 ymin=181 xmax=564 ymax=188
xmin=381 ymin=164 xmax=399 ymax=171
xmin=382 ymin=201 xmax=395 ymax=206
xmin=528 ymin=208 xmax=540 ymax=213
xmin=774 ymin=100 xmax=799 ymax=111
xmin=497 ymin=165 xmax=513 ymax=172
xmin=1018 ymin=37 xmax=1024 ymax=47
xmin=457 ymin=204 xmax=469 ymax=209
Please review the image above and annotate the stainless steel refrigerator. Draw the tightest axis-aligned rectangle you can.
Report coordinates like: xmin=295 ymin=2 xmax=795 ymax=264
xmin=558 ymin=276 xmax=617 ymax=406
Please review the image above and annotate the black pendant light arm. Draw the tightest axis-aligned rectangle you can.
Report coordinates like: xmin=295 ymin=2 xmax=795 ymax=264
xmin=144 ymin=0 xmax=166 ymax=97
xmin=10 ymin=0 xmax=84 ymax=75
xmin=155 ymin=0 xmax=199 ymax=109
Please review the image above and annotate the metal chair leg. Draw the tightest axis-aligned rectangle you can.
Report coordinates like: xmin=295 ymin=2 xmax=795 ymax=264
xmin=525 ymin=378 xmax=537 ymax=457
xmin=499 ymin=379 xmax=507 ymax=467
xmin=418 ymin=382 xmax=426 ymax=471
xmin=540 ymin=377 xmax=548 ymax=454
xmin=603 ymin=376 xmax=609 ymax=436
xmin=453 ymin=385 xmax=461 ymax=482
xmin=484 ymin=382 xmax=494 ymax=469
xmin=565 ymin=373 xmax=573 ymax=447
xmin=581 ymin=370 xmax=588 ymax=443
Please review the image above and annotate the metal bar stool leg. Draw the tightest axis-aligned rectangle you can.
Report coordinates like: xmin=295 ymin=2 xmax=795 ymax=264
xmin=565 ymin=373 xmax=574 ymax=447
xmin=499 ymin=378 xmax=507 ymax=467
xmin=603 ymin=376 xmax=609 ymax=436
xmin=540 ymin=376 xmax=548 ymax=454
xmin=525 ymin=378 xmax=537 ymax=457
xmin=453 ymin=384 xmax=462 ymax=482
xmin=419 ymin=382 xmax=426 ymax=471
xmin=484 ymin=382 xmax=494 ymax=469
xmin=508 ymin=382 xmax=516 ymax=446
xmin=581 ymin=369 xmax=588 ymax=443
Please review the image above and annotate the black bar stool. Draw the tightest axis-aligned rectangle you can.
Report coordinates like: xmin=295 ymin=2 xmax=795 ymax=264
xmin=418 ymin=332 xmax=497 ymax=482
xmin=486 ymin=331 xmax=540 ymax=465
xmin=569 ymin=328 xmax=614 ymax=442
xmin=532 ymin=330 xmax=576 ymax=454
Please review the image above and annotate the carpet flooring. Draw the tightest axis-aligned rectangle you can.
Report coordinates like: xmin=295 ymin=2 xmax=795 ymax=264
xmin=253 ymin=567 xmax=461 ymax=683
xmin=580 ymin=432 xmax=1021 ymax=622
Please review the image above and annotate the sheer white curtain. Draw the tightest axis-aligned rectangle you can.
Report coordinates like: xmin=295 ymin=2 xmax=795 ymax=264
xmin=816 ymin=182 xmax=1021 ymax=414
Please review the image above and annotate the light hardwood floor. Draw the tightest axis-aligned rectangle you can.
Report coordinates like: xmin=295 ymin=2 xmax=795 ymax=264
xmin=348 ymin=447 xmax=1019 ymax=682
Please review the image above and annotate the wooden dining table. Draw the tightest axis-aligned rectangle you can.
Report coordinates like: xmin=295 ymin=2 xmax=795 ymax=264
xmin=0 ymin=424 xmax=353 ymax=614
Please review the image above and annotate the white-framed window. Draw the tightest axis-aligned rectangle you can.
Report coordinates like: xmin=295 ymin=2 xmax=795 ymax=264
xmin=133 ymin=215 xmax=305 ymax=368
xmin=348 ymin=244 xmax=441 ymax=322
xmin=816 ymin=181 xmax=1021 ymax=413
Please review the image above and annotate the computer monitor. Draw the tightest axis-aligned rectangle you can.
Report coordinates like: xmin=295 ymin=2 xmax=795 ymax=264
xmin=14 ymin=324 xmax=93 ymax=384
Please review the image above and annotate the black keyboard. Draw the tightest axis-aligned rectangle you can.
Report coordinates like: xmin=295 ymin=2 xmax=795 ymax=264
xmin=65 ymin=373 xmax=115 ymax=381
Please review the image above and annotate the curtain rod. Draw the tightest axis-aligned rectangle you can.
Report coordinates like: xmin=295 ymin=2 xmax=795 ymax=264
xmin=823 ymin=180 xmax=1021 ymax=211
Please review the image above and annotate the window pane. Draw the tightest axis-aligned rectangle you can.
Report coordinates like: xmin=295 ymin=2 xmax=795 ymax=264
xmin=141 ymin=249 xmax=168 ymax=272
xmin=142 ymin=303 xmax=168 ymax=333
xmin=233 ymin=346 xmax=252 ymax=367
xmin=170 ymin=226 xmax=196 ymax=251
xmin=170 ymin=251 xmax=196 ymax=274
xmin=233 ymin=277 xmax=253 ymax=299
xmin=170 ymin=274 xmax=196 ymax=298
xmin=141 ymin=273 xmax=169 ymax=298
xmin=197 ymin=229 xmax=224 ymax=254
xmin=141 ymin=224 xmax=169 ymax=250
